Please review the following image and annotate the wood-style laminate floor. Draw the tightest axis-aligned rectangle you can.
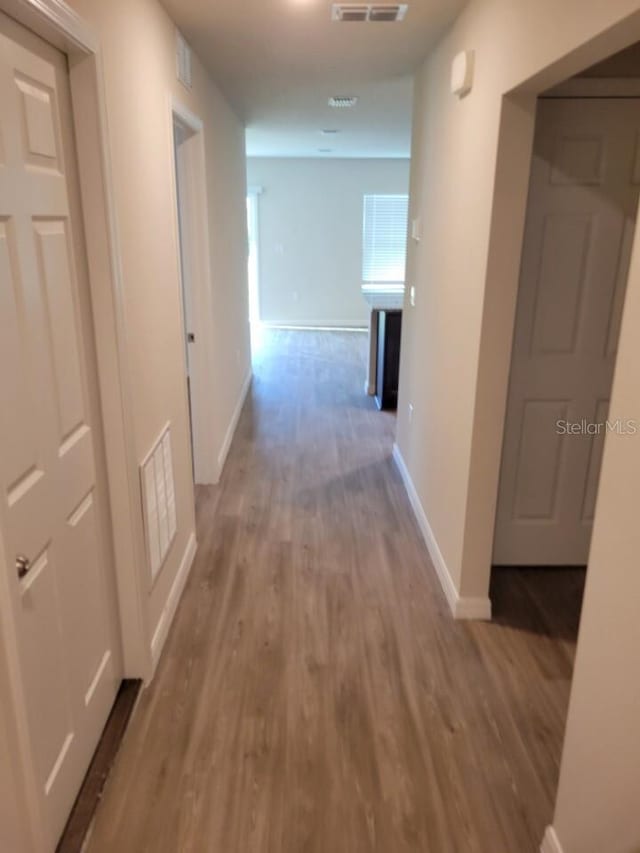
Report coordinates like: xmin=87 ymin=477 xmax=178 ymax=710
xmin=87 ymin=330 xmax=584 ymax=853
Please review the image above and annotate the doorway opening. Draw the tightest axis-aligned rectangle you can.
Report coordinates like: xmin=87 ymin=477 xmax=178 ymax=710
xmin=246 ymin=187 xmax=263 ymax=358
xmin=171 ymin=102 xmax=217 ymax=486
xmin=173 ymin=117 xmax=196 ymax=479
xmin=491 ymin=45 xmax=640 ymax=631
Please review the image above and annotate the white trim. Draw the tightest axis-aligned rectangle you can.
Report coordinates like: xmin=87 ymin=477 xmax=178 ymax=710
xmin=170 ymin=97 xmax=218 ymax=485
xmin=70 ymin=50 xmax=149 ymax=676
xmin=361 ymin=282 xmax=405 ymax=293
xmin=454 ymin=596 xmax=493 ymax=619
xmin=544 ymin=77 xmax=640 ymax=98
xmin=171 ymin=96 xmax=203 ymax=133
xmin=1 ymin=0 xmax=96 ymax=53
xmin=150 ymin=532 xmax=197 ymax=676
xmin=540 ymin=825 xmax=564 ymax=853
xmin=365 ymin=308 xmax=379 ymax=395
xmin=262 ymin=323 xmax=368 ymax=333
xmin=217 ymin=369 xmax=252 ymax=478
xmin=392 ymin=444 xmax=492 ymax=620
xmin=392 ymin=444 xmax=458 ymax=612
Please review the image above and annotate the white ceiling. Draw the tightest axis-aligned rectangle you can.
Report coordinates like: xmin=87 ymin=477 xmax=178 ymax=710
xmin=161 ymin=0 xmax=467 ymax=158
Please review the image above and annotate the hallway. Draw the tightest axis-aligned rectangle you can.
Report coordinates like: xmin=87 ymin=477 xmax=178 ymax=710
xmin=87 ymin=330 xmax=582 ymax=853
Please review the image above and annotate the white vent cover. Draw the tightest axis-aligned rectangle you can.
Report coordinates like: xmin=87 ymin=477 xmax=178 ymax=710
xmin=141 ymin=424 xmax=177 ymax=581
xmin=331 ymin=4 xmax=408 ymax=22
xmin=328 ymin=95 xmax=359 ymax=108
xmin=176 ymin=30 xmax=192 ymax=89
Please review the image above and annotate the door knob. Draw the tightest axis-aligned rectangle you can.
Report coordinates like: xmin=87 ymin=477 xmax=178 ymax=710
xmin=16 ymin=555 xmax=31 ymax=579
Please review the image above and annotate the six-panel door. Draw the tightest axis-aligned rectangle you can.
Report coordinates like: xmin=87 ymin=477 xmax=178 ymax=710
xmin=494 ymin=98 xmax=640 ymax=565
xmin=0 ymin=12 xmax=119 ymax=848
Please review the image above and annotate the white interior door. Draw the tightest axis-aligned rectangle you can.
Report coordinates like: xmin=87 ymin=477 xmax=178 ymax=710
xmin=173 ymin=124 xmax=195 ymax=379
xmin=173 ymin=122 xmax=196 ymax=475
xmin=0 ymin=12 xmax=120 ymax=847
xmin=494 ymin=97 xmax=640 ymax=566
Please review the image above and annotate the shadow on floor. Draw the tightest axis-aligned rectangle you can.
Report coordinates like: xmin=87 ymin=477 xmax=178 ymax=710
xmin=490 ymin=565 xmax=586 ymax=643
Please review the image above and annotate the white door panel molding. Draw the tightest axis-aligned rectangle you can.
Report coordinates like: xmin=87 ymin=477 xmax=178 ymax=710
xmin=495 ymin=98 xmax=640 ymax=565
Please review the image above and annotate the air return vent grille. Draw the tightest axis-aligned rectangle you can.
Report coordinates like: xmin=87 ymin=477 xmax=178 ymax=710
xmin=328 ymin=95 xmax=359 ymax=108
xmin=176 ymin=30 xmax=192 ymax=89
xmin=331 ymin=4 xmax=408 ymax=22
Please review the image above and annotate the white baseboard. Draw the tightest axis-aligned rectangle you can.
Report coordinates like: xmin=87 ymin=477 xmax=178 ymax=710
xmin=150 ymin=531 xmax=197 ymax=676
xmin=392 ymin=444 xmax=491 ymax=621
xmin=540 ymin=826 xmax=564 ymax=853
xmin=217 ymin=368 xmax=252 ymax=479
xmin=454 ymin=595 xmax=493 ymax=619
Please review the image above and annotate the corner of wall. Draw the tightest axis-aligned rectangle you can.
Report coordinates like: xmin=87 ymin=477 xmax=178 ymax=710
xmin=216 ymin=367 xmax=253 ymax=480
xmin=540 ymin=825 xmax=564 ymax=853
xmin=149 ymin=529 xmax=197 ymax=678
xmin=392 ymin=444 xmax=492 ymax=620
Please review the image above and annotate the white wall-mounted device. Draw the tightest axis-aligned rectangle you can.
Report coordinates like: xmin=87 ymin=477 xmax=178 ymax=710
xmin=451 ymin=50 xmax=474 ymax=98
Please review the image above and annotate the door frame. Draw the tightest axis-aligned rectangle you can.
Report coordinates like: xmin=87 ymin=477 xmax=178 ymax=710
xmin=0 ymin=1 xmax=148 ymax=847
xmin=492 ymin=90 xmax=640 ymax=569
xmin=246 ymin=185 xmax=263 ymax=325
xmin=457 ymin=16 xmax=640 ymax=606
xmin=170 ymin=98 xmax=218 ymax=485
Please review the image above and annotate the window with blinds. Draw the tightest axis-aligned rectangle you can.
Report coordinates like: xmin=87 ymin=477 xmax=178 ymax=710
xmin=362 ymin=194 xmax=409 ymax=284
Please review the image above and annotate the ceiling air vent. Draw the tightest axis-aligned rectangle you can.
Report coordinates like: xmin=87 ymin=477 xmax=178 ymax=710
xmin=369 ymin=4 xmax=407 ymax=21
xmin=328 ymin=96 xmax=359 ymax=108
xmin=331 ymin=4 xmax=408 ymax=22
xmin=333 ymin=5 xmax=368 ymax=21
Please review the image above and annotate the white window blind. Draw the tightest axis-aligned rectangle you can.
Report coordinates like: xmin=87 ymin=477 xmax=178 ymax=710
xmin=362 ymin=194 xmax=409 ymax=284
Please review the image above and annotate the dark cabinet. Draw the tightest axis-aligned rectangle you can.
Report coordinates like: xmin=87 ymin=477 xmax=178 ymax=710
xmin=375 ymin=310 xmax=402 ymax=410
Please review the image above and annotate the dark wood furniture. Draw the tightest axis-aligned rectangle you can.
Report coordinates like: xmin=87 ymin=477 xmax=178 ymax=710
xmin=375 ymin=309 xmax=402 ymax=410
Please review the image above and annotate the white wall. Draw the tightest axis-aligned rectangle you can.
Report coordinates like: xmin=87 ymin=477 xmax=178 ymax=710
xmin=397 ymin=0 xmax=640 ymax=608
xmin=549 ymin=227 xmax=640 ymax=852
xmin=247 ymin=157 xmax=410 ymax=327
xmin=396 ymin=0 xmax=640 ymax=849
xmin=66 ymin=0 xmax=251 ymax=666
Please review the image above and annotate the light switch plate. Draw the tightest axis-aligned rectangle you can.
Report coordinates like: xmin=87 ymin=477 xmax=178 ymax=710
xmin=411 ymin=217 xmax=421 ymax=242
xmin=410 ymin=286 xmax=416 ymax=307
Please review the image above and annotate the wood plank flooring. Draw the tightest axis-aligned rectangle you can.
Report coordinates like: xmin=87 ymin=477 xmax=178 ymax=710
xmin=57 ymin=680 xmax=141 ymax=853
xmin=86 ymin=330 xmax=584 ymax=853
